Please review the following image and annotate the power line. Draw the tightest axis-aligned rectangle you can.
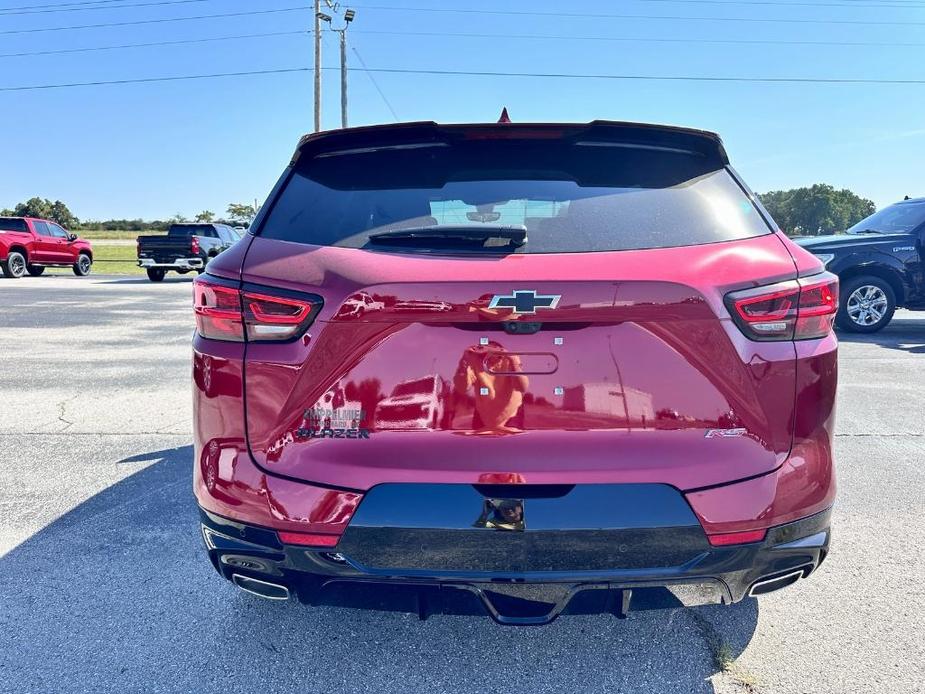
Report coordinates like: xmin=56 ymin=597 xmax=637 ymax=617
xmin=350 ymin=28 xmax=925 ymax=49
xmin=357 ymin=66 xmax=925 ymax=84
xmin=351 ymin=44 xmax=399 ymax=121
xmin=2 ymin=65 xmax=925 ymax=93
xmin=0 ymin=29 xmax=307 ymax=58
xmin=350 ymin=4 xmax=925 ymax=26
xmin=0 ymin=0 xmax=218 ymax=15
xmin=0 ymin=5 xmax=306 ymax=34
xmin=0 ymin=67 xmax=310 ymax=91
xmin=0 ymin=0 xmax=138 ymax=11
xmin=1 ymin=25 xmax=919 ymax=59
xmin=596 ymin=0 xmax=925 ymax=7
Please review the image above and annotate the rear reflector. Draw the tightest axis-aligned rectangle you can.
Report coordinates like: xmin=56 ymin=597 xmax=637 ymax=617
xmin=707 ymin=529 xmax=767 ymax=546
xmin=277 ymin=531 xmax=340 ymax=548
xmin=725 ymin=272 xmax=838 ymax=341
xmin=193 ymin=275 xmax=323 ymax=343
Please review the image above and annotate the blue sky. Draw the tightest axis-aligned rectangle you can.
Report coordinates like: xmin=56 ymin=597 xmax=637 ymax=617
xmin=1 ymin=0 xmax=923 ymax=221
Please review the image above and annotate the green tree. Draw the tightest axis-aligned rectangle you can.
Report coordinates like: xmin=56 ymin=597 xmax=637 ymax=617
xmin=168 ymin=213 xmax=188 ymax=224
xmin=3 ymin=197 xmax=79 ymax=228
xmin=758 ymin=184 xmax=875 ymax=236
xmin=195 ymin=210 xmax=215 ymax=223
xmin=226 ymin=202 xmax=258 ymax=225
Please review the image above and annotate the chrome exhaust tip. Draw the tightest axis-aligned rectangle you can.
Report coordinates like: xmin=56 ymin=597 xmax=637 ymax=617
xmin=747 ymin=567 xmax=809 ymax=597
xmin=232 ymin=574 xmax=290 ymax=601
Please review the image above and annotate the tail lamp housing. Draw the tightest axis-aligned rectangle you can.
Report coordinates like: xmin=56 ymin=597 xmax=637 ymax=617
xmin=725 ymin=273 xmax=838 ymax=341
xmin=190 ymin=236 xmax=200 ymax=255
xmin=193 ymin=275 xmax=323 ymax=343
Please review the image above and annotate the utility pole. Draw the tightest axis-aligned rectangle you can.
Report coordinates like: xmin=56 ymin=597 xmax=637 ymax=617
xmin=318 ymin=8 xmax=355 ymax=129
xmin=313 ymin=0 xmax=322 ymax=132
xmin=339 ymin=28 xmax=348 ymax=128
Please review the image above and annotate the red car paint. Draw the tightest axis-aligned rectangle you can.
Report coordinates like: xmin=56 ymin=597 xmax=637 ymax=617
xmin=192 ymin=122 xmax=837 ymax=547
xmin=0 ymin=217 xmax=93 ymax=273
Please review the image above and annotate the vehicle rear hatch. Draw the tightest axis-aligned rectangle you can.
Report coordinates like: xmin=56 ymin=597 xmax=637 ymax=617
xmin=238 ymin=122 xmax=800 ymax=492
xmin=138 ymin=225 xmax=206 ymax=263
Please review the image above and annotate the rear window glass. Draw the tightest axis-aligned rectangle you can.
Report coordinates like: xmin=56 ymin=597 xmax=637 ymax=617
xmin=168 ymin=224 xmax=215 ymax=237
xmin=0 ymin=218 xmax=28 ymax=233
xmin=259 ymin=140 xmax=771 ymax=253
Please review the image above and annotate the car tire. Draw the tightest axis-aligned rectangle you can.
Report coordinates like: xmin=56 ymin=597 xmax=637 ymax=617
xmin=72 ymin=253 xmax=92 ymax=276
xmin=146 ymin=268 xmax=166 ymax=282
xmin=836 ymin=275 xmax=896 ymax=333
xmin=1 ymin=251 xmax=27 ymax=278
xmin=27 ymin=265 xmax=46 ymax=277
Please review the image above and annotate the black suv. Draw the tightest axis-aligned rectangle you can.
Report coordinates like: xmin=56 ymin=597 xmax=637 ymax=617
xmin=795 ymin=197 xmax=925 ymax=332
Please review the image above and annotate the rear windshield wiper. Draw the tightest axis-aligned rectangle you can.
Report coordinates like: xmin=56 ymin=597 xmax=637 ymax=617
xmin=847 ymin=228 xmax=883 ymax=234
xmin=367 ymin=225 xmax=527 ymax=247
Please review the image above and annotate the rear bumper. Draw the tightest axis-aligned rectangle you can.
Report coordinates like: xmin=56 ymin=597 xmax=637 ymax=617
xmin=138 ymin=257 xmax=203 ymax=269
xmin=198 ymin=503 xmax=831 ymax=624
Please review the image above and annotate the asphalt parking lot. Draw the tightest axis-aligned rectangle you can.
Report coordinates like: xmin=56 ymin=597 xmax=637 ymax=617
xmin=2 ymin=275 xmax=924 ymax=694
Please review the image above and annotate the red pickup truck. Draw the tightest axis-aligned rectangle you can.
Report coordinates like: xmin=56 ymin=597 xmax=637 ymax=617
xmin=0 ymin=217 xmax=93 ymax=278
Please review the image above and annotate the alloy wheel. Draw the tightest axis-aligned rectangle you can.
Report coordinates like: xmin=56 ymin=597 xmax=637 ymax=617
xmin=846 ymin=285 xmax=888 ymax=327
xmin=9 ymin=253 xmax=26 ymax=277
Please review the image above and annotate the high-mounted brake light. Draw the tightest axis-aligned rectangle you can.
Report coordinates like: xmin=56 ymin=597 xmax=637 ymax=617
xmin=725 ymin=273 xmax=838 ymax=341
xmin=193 ymin=276 xmax=323 ymax=343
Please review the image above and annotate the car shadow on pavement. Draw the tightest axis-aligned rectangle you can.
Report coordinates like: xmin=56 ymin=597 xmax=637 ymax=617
xmin=836 ymin=316 xmax=925 ymax=354
xmin=1 ymin=445 xmax=758 ymax=694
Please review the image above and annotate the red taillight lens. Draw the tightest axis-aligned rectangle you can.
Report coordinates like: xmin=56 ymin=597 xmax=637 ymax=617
xmin=190 ymin=236 xmax=200 ymax=254
xmin=707 ymin=528 xmax=767 ymax=547
xmin=193 ymin=278 xmax=244 ymax=342
xmin=277 ymin=531 xmax=340 ymax=548
xmin=730 ymin=284 xmax=799 ymax=339
xmin=726 ymin=272 xmax=838 ymax=341
xmin=193 ymin=276 xmax=322 ymax=343
xmin=794 ymin=274 xmax=838 ymax=339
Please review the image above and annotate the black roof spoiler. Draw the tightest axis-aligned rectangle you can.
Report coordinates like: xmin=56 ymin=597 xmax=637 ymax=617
xmin=291 ymin=120 xmax=729 ymax=167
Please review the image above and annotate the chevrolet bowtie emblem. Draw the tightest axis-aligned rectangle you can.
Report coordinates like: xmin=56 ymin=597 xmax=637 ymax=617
xmin=488 ymin=290 xmax=561 ymax=315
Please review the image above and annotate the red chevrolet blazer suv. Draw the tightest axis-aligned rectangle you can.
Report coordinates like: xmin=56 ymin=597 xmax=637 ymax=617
xmin=192 ymin=121 xmax=837 ymax=624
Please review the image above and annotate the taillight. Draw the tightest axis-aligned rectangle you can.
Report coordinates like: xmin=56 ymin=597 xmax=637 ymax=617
xmin=193 ymin=278 xmax=244 ymax=342
xmin=794 ymin=274 xmax=839 ymax=339
xmin=190 ymin=236 xmax=200 ymax=254
xmin=136 ymin=240 xmax=140 ymax=257
xmin=193 ymin=276 xmax=322 ymax=343
xmin=726 ymin=272 xmax=838 ymax=341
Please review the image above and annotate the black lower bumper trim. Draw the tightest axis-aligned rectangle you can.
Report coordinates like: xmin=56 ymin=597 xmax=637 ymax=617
xmin=198 ymin=506 xmax=831 ymax=623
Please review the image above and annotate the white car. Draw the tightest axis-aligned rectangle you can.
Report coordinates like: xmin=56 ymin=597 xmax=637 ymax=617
xmin=375 ymin=376 xmax=445 ymax=430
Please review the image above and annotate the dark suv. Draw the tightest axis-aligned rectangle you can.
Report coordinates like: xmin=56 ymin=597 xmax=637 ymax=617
xmin=795 ymin=197 xmax=925 ymax=332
